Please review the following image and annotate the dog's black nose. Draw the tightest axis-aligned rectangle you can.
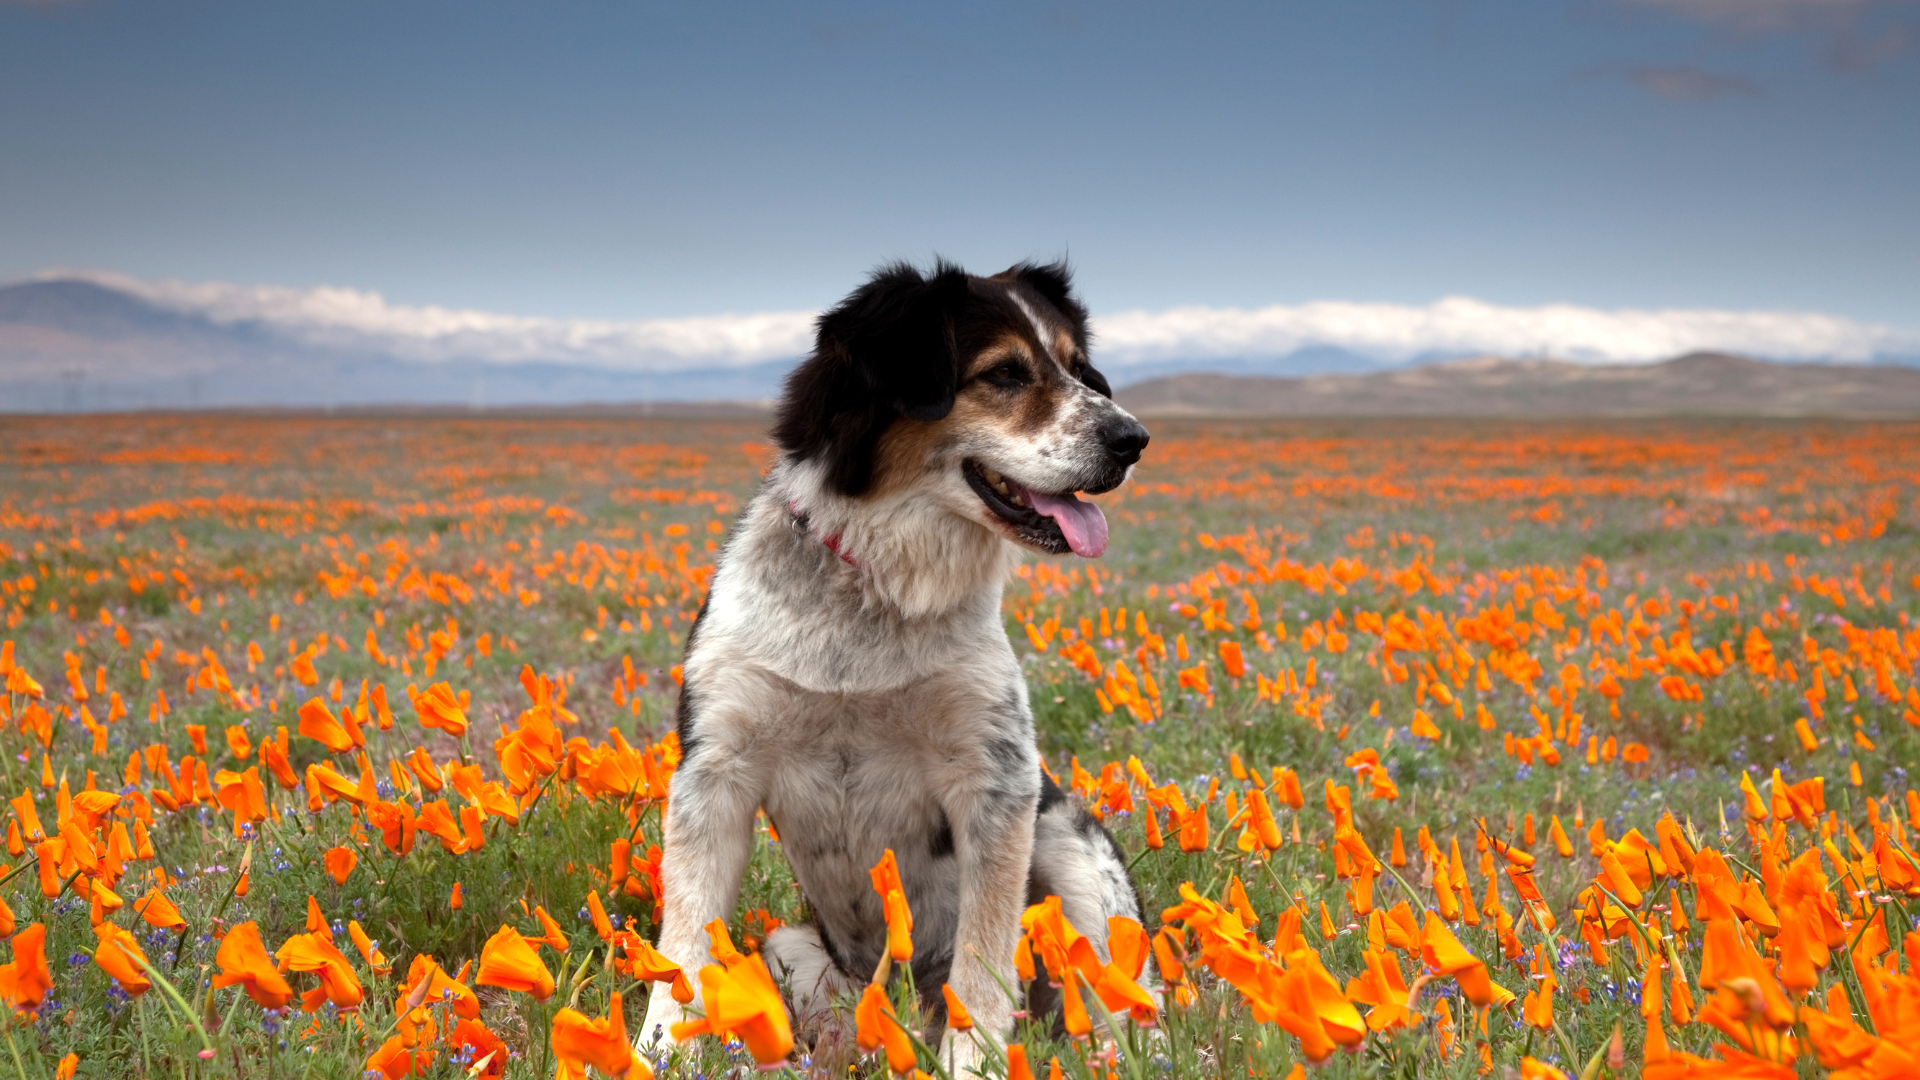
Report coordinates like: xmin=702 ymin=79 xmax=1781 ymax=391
xmin=1099 ymin=416 xmax=1150 ymax=466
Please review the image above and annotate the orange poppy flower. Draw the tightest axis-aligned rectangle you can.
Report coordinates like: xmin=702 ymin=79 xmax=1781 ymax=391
xmin=1519 ymin=1059 xmax=1569 ymax=1080
xmin=1219 ymin=640 xmax=1246 ymax=678
xmin=1420 ymin=912 xmax=1513 ymax=1009
xmin=532 ymin=905 xmax=569 ymax=952
xmin=324 ymin=846 xmax=357 ymax=886
xmin=399 ymin=996 xmax=443 ymax=1053
xmin=397 ymin=949 xmax=480 ymax=1014
xmin=476 ymin=925 xmax=554 ymax=1000
xmin=1597 ymin=848 xmax=1645 ymax=908
xmin=348 ymin=921 xmax=390 ymax=976
xmin=868 ymin=850 xmax=915 ymax=963
xmin=1090 ymin=961 xmax=1159 ymax=1025
xmin=459 ymin=805 xmax=486 ymax=852
xmin=133 ymin=888 xmax=187 ymax=932
xmin=1151 ymin=927 xmax=1187 ymax=989
xmin=1006 ymin=1045 xmax=1036 ymax=1080
xmin=212 ymin=921 xmax=293 ymax=1009
xmin=0 ymin=924 xmax=52 ymax=1013
xmin=297 ymin=699 xmax=356 ymax=754
xmin=450 ymin=1019 xmax=509 ymax=1079
xmin=1522 ymin=970 xmax=1556 ymax=1031
xmin=1059 ymin=963 xmax=1093 ymax=1037
xmin=881 ymin=890 xmax=913 ymax=963
xmin=1272 ymin=947 xmax=1365 ymax=1060
xmin=625 ymin=939 xmax=694 ymax=1004
xmin=1176 ymin=804 xmax=1210 ymax=852
xmin=586 ymin=891 xmax=614 ymax=941
xmin=305 ymin=763 xmax=369 ymax=808
xmin=1021 ymin=895 xmax=1101 ymax=987
xmin=70 ymin=790 xmax=121 ymax=833
xmin=276 ymin=931 xmax=364 ymax=1012
xmin=212 ymin=768 xmax=269 ymax=829
xmin=260 ymin=738 xmax=299 ymax=790
xmin=941 ymin=984 xmax=973 ymax=1031
xmin=1346 ymin=947 xmax=1418 ymax=1032
xmin=305 ymin=894 xmax=331 ymax=937
xmin=365 ymin=1036 xmax=434 ymax=1080
xmin=410 ymin=682 xmax=471 ymax=738
xmin=855 ymin=982 xmax=917 ymax=1075
xmin=93 ymin=922 xmax=151 ymax=996
xmin=670 ymin=952 xmax=792 ymax=1065
xmin=1696 ymin=918 xmax=1794 ymax=1030
xmin=404 ymin=748 xmax=444 ymax=792
xmin=366 ymin=800 xmax=416 ymax=856
xmin=551 ymin=990 xmax=645 ymax=1078
xmin=610 ymin=839 xmax=631 ymax=890
xmin=472 ymin=781 xmax=520 ymax=826
xmin=416 ymin=801 xmax=464 ymax=853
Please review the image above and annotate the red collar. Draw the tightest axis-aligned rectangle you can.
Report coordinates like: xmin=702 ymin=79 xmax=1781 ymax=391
xmin=788 ymin=500 xmax=860 ymax=569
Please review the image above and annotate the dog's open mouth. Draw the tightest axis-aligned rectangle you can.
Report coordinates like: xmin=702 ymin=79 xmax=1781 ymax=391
xmin=963 ymin=460 xmax=1109 ymax=558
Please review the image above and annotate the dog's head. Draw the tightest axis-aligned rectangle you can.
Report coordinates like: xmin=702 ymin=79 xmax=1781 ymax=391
xmin=773 ymin=260 xmax=1149 ymax=558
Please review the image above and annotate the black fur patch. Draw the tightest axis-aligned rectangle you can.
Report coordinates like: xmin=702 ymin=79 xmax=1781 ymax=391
xmin=772 ymin=261 xmax=971 ymax=497
xmin=816 ymin=919 xmax=855 ymax=979
xmin=929 ymin=811 xmax=955 ymax=859
xmin=1036 ymin=767 xmax=1067 ymax=817
xmin=672 ymin=593 xmax=712 ymax=761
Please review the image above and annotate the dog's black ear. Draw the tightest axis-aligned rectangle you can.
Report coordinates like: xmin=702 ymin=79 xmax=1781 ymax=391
xmin=773 ymin=260 xmax=970 ymax=497
xmin=1002 ymin=260 xmax=1112 ymax=397
xmin=1003 ymin=260 xmax=1088 ymax=330
xmin=1078 ymin=364 xmax=1113 ymax=399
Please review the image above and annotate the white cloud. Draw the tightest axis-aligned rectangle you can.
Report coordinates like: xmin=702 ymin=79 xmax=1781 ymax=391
xmin=50 ymin=269 xmax=818 ymax=372
xmin=1092 ymin=296 xmax=1917 ymax=367
xmin=31 ymin=269 xmax=1920 ymax=371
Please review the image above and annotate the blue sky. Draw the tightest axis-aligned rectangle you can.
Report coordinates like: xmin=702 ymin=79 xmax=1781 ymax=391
xmin=3 ymin=0 xmax=1916 ymax=328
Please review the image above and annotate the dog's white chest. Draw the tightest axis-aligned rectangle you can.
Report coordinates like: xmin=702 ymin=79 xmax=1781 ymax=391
xmin=693 ymin=528 xmax=1016 ymax=697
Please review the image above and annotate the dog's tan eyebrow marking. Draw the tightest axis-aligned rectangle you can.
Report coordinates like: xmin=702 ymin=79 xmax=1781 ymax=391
xmin=1007 ymin=292 xmax=1061 ymax=366
xmin=969 ymin=338 xmax=1033 ymax=376
xmin=1055 ymin=332 xmax=1079 ymax=367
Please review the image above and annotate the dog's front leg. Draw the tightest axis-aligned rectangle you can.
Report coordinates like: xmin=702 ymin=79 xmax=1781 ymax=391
xmin=636 ymin=747 xmax=761 ymax=1057
xmin=941 ymin=771 xmax=1040 ymax=1074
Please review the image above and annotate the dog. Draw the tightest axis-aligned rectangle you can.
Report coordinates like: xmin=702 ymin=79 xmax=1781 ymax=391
xmin=638 ymin=260 xmax=1152 ymax=1071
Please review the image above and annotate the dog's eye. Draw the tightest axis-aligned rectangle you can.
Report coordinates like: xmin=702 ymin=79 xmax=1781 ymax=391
xmin=983 ymin=362 xmax=1031 ymax=389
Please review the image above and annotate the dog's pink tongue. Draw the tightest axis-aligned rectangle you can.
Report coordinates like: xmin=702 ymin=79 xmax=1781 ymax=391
xmin=1026 ymin=489 xmax=1108 ymax=558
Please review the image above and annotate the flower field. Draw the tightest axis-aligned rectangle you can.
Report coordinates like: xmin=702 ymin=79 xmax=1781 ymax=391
xmin=2 ymin=411 xmax=1919 ymax=1080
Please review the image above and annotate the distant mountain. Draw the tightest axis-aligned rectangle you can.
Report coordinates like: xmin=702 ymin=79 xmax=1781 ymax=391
xmin=0 ymin=276 xmax=803 ymax=411
xmin=1115 ymin=352 xmax=1920 ymax=418
xmin=7 ymin=273 xmax=1920 ymax=415
xmin=0 ymin=274 xmax=1415 ymax=412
